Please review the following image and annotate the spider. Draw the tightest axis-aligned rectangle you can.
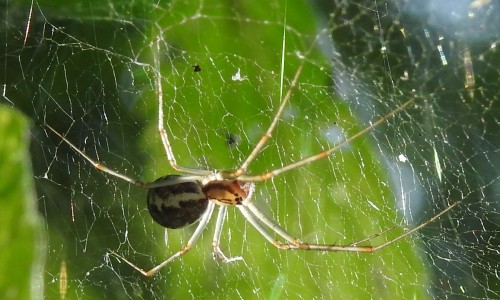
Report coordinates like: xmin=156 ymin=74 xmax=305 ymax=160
xmin=46 ymin=40 xmax=456 ymax=277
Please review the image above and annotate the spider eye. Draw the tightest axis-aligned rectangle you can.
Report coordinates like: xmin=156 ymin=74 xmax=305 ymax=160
xmin=147 ymin=175 xmax=208 ymax=229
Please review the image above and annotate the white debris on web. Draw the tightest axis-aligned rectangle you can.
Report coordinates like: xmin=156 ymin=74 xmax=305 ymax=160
xmin=231 ymin=68 xmax=248 ymax=81
xmin=397 ymin=154 xmax=408 ymax=163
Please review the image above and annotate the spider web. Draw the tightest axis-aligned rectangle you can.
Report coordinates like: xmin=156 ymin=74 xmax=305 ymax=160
xmin=2 ymin=0 xmax=500 ymax=298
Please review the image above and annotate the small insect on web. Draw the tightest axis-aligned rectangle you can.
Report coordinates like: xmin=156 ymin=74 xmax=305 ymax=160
xmin=45 ymin=26 xmax=457 ymax=277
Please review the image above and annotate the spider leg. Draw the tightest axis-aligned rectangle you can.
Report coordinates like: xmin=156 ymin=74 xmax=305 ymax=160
xmin=229 ymin=21 xmax=323 ymax=178
xmin=240 ymin=199 xmax=457 ymax=253
xmin=212 ymin=205 xmax=243 ymax=263
xmin=237 ymin=99 xmax=415 ymax=182
xmin=46 ymin=125 xmax=207 ymax=189
xmin=243 ymin=202 xmax=302 ymax=247
xmin=153 ymin=38 xmax=212 ymax=177
xmin=348 ymin=225 xmax=397 ymax=246
xmin=230 ymin=63 xmax=305 ymax=178
xmin=111 ymin=201 xmax=216 ymax=276
xmin=46 ymin=125 xmax=150 ymax=188
xmin=371 ymin=202 xmax=457 ymax=252
xmin=240 ymin=202 xmax=369 ymax=251
xmin=237 ymin=205 xmax=291 ymax=250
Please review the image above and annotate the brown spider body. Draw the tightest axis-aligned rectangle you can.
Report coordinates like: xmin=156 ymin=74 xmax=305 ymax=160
xmin=147 ymin=175 xmax=254 ymax=229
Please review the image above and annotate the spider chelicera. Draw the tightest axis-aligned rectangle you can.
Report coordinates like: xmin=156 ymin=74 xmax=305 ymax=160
xmin=46 ymin=40 xmax=456 ymax=277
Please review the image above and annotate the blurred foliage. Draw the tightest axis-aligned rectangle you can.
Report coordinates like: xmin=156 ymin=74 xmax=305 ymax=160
xmin=0 ymin=106 xmax=44 ymax=300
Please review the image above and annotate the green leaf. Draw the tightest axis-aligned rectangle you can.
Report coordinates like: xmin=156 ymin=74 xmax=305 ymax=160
xmin=0 ymin=106 xmax=45 ymax=300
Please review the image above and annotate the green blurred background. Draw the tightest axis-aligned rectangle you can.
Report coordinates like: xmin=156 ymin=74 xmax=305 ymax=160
xmin=2 ymin=0 xmax=500 ymax=299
